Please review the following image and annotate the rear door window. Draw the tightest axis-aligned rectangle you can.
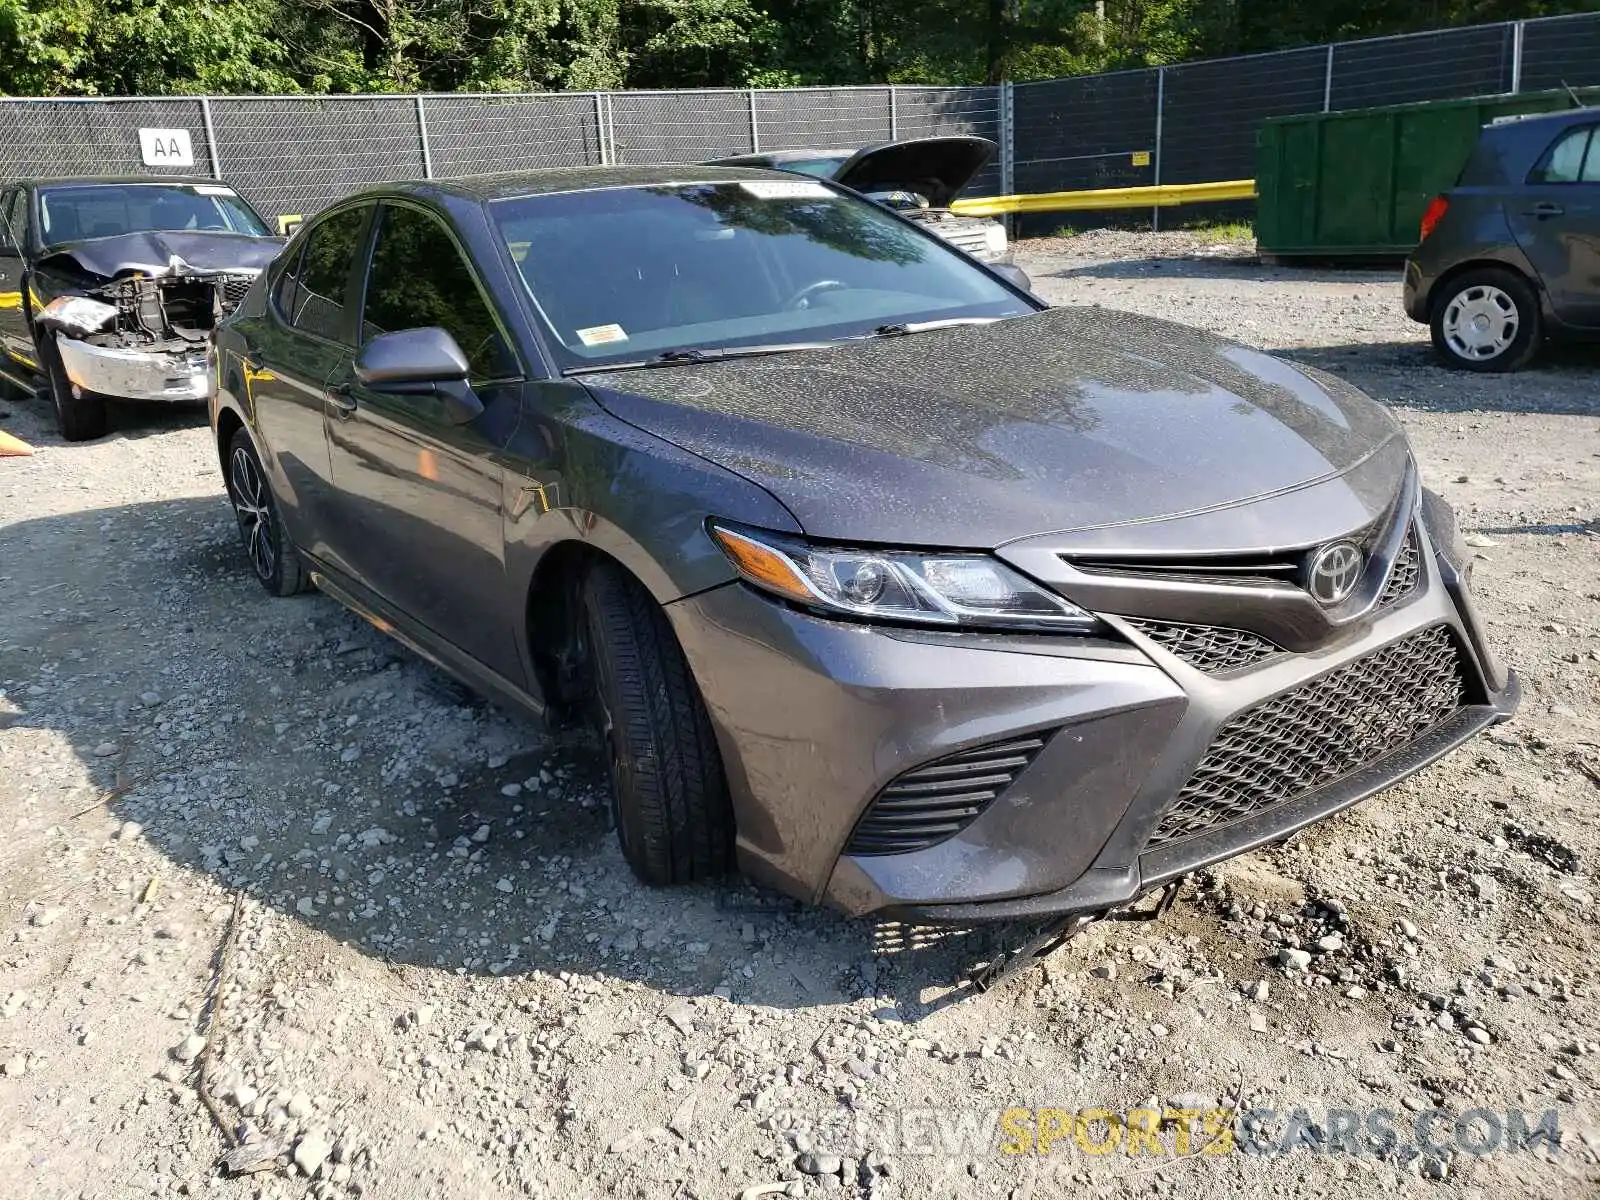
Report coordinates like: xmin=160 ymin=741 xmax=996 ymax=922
xmin=278 ymin=207 xmax=368 ymax=343
xmin=1529 ymin=126 xmax=1597 ymax=184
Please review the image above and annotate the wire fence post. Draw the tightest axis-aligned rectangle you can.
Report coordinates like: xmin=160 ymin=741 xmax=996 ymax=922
xmin=749 ymin=89 xmax=761 ymax=153
xmin=1151 ymin=67 xmax=1165 ymax=231
xmin=1000 ymin=81 xmax=1014 ymax=196
xmin=414 ymin=95 xmax=434 ymax=179
xmin=199 ymin=97 xmax=221 ymax=179
xmin=1511 ymin=19 xmax=1525 ymax=93
xmin=593 ymin=93 xmax=609 ymax=165
xmin=1323 ymin=43 xmax=1335 ymax=111
xmin=889 ymin=86 xmax=899 ymax=141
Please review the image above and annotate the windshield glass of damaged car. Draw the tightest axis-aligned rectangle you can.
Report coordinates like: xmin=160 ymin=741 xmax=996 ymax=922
xmin=37 ymin=184 xmax=270 ymax=245
xmin=491 ymin=181 xmax=1028 ymax=367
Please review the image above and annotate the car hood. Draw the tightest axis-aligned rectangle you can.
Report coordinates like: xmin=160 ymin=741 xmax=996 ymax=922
xmin=580 ymin=306 xmax=1406 ymax=549
xmin=832 ymin=136 xmax=996 ymax=208
xmin=37 ymin=230 xmax=282 ymax=279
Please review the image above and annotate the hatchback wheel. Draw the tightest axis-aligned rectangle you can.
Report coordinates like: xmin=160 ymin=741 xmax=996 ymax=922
xmin=1430 ymin=267 xmax=1541 ymax=372
xmin=580 ymin=561 xmax=733 ymax=885
xmin=226 ymin=428 xmax=308 ymax=596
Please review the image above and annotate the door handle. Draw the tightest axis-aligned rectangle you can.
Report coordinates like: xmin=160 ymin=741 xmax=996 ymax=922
xmin=326 ymin=382 xmax=357 ymax=417
xmin=1524 ymin=202 xmax=1564 ymax=219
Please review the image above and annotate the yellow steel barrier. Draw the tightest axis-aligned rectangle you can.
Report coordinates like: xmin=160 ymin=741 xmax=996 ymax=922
xmin=950 ymin=178 xmax=1257 ymax=218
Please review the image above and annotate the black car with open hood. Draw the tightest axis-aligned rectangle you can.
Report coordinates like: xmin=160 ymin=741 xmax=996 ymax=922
xmin=0 ymin=176 xmax=281 ymax=441
xmin=830 ymin=135 xmax=996 ymax=209
xmin=706 ymin=136 xmax=1013 ymax=267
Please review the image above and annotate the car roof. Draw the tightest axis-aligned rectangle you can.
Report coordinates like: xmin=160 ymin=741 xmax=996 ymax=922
xmin=15 ymin=175 xmax=240 ymax=189
xmin=1459 ymin=104 xmax=1599 ymax=186
xmin=357 ymin=163 xmax=810 ymax=204
xmin=1483 ymin=105 xmax=1598 ymax=138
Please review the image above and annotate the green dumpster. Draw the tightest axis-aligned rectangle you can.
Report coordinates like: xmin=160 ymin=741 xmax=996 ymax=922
xmin=1256 ymin=86 xmax=1600 ymax=258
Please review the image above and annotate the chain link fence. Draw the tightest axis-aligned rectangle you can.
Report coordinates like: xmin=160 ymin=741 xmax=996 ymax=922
xmin=0 ymin=86 xmax=998 ymax=220
xmin=1011 ymin=8 xmax=1600 ymax=232
xmin=0 ymin=10 xmax=1597 ymax=226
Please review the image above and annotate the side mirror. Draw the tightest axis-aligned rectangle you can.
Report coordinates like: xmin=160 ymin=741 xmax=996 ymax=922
xmin=991 ymin=262 xmax=1033 ymax=293
xmin=355 ymin=327 xmax=483 ymax=424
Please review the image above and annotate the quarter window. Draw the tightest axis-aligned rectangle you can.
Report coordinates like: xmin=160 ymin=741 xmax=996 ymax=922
xmin=361 ymin=205 xmax=517 ymax=380
xmin=1530 ymin=126 xmax=1598 ymax=184
xmin=271 ymin=242 xmax=306 ymax=316
xmin=3 ymin=189 xmax=26 ymax=243
xmin=280 ymin=207 xmax=367 ymax=342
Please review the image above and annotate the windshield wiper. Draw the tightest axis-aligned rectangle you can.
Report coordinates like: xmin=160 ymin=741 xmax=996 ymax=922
xmin=864 ymin=317 xmax=1003 ymax=338
xmin=564 ymin=341 xmax=834 ymax=376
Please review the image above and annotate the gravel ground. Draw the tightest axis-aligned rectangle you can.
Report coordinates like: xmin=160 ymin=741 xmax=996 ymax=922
xmin=1 ymin=230 xmax=1597 ymax=1200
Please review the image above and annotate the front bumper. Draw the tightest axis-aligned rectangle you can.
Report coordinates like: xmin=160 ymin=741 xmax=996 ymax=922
xmin=56 ymin=336 xmax=209 ymax=403
xmin=669 ymin=503 xmax=1517 ymax=922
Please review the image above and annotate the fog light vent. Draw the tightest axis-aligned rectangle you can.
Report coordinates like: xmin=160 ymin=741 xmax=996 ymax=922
xmin=845 ymin=733 xmax=1051 ymax=856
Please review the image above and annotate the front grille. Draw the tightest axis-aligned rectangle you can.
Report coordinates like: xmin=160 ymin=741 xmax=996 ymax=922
xmin=218 ymin=274 xmax=256 ymax=309
xmin=1069 ymin=552 xmax=1301 ymax=589
xmin=846 ymin=733 xmax=1050 ymax=856
xmin=1148 ymin=625 xmax=1465 ymax=848
xmin=932 ymin=224 xmax=991 ymax=255
xmin=1377 ymin=528 xmax=1421 ymax=607
xmin=1126 ymin=619 xmax=1284 ymax=674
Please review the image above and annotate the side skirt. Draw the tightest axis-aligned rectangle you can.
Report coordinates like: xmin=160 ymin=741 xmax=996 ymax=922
xmin=307 ymin=562 xmax=550 ymax=727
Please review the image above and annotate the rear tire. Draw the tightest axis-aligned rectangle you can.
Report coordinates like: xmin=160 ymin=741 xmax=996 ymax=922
xmin=226 ymin=428 xmax=308 ymax=597
xmin=1429 ymin=267 xmax=1542 ymax=373
xmin=37 ymin=332 xmax=108 ymax=441
xmin=581 ymin=561 xmax=733 ymax=886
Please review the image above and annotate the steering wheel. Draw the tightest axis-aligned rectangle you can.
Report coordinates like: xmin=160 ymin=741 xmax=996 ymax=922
xmin=784 ymin=279 xmax=848 ymax=311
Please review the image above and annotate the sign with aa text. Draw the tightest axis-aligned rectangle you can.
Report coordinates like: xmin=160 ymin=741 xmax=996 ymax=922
xmin=138 ymin=128 xmax=195 ymax=168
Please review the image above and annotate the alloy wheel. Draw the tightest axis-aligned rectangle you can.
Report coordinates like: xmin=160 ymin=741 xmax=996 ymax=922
xmin=229 ymin=445 xmax=278 ymax=582
xmin=1442 ymin=284 xmax=1518 ymax=362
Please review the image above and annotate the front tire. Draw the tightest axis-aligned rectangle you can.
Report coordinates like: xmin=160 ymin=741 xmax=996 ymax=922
xmin=37 ymin=332 xmax=108 ymax=442
xmin=581 ymin=561 xmax=733 ymax=886
xmin=226 ymin=428 xmax=308 ymax=597
xmin=1430 ymin=267 xmax=1542 ymax=372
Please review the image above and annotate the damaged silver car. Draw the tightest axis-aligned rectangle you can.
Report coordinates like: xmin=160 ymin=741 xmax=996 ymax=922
xmin=0 ymin=177 xmax=280 ymax=440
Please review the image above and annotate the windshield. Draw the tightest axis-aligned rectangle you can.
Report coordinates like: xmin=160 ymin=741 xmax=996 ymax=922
xmin=491 ymin=180 xmax=1030 ymax=370
xmin=37 ymin=183 xmax=270 ymax=245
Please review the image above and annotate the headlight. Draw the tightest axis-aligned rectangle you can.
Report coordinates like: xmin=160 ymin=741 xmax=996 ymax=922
xmin=37 ymin=295 xmax=118 ymax=337
xmin=982 ymin=221 xmax=1007 ymax=259
xmin=709 ymin=522 xmax=1098 ymax=633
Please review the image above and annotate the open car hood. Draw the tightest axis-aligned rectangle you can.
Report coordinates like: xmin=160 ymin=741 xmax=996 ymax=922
xmin=37 ymin=230 xmax=282 ymax=281
xmin=831 ymin=136 xmax=996 ymax=208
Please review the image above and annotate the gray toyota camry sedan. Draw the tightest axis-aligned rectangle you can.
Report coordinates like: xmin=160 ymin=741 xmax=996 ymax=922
xmin=209 ymin=165 xmax=1517 ymax=924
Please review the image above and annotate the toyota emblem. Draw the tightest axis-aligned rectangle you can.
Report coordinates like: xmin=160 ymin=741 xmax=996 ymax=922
xmin=1307 ymin=541 xmax=1364 ymax=606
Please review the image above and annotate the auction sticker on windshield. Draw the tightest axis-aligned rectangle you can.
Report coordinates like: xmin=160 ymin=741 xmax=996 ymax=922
xmin=738 ymin=179 xmax=834 ymax=200
xmin=576 ymin=323 xmax=629 ymax=346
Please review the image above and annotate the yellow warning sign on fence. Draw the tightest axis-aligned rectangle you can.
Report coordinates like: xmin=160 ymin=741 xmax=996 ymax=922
xmin=1131 ymin=150 xmax=1152 ymax=167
